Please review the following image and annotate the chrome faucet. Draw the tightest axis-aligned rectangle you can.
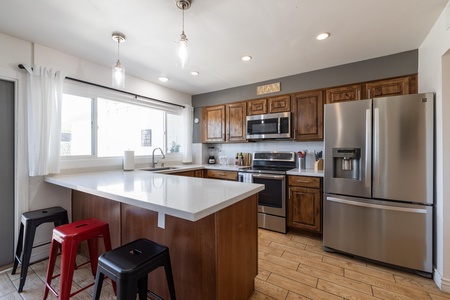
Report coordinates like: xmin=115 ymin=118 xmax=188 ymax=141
xmin=151 ymin=147 xmax=165 ymax=168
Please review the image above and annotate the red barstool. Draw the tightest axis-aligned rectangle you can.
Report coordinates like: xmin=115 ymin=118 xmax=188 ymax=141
xmin=43 ymin=218 xmax=113 ymax=300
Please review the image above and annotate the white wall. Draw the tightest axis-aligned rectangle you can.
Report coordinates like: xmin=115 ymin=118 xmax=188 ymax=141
xmin=419 ymin=1 xmax=450 ymax=291
xmin=0 ymin=31 xmax=192 ymax=262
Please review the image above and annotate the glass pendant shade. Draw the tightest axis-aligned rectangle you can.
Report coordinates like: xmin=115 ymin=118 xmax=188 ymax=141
xmin=112 ymin=60 xmax=125 ymax=88
xmin=111 ymin=32 xmax=126 ymax=88
xmin=177 ymin=32 xmax=190 ymax=69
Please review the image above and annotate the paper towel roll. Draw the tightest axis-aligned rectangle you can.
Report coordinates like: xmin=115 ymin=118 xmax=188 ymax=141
xmin=123 ymin=150 xmax=134 ymax=171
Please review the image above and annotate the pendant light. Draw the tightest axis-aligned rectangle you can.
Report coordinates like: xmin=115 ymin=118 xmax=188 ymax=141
xmin=112 ymin=32 xmax=126 ymax=88
xmin=176 ymin=0 xmax=191 ymax=69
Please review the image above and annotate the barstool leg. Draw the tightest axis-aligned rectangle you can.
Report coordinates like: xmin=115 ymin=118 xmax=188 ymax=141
xmin=116 ymin=278 xmax=138 ymax=300
xmin=58 ymin=240 xmax=78 ymax=300
xmin=17 ymin=223 xmax=38 ymax=293
xmin=43 ymin=240 xmax=60 ymax=300
xmin=92 ymin=269 xmax=105 ymax=300
xmin=87 ymin=238 xmax=99 ymax=276
xmin=164 ymin=255 xmax=177 ymax=300
xmin=137 ymin=276 xmax=148 ymax=300
xmin=11 ymin=223 xmax=24 ymax=275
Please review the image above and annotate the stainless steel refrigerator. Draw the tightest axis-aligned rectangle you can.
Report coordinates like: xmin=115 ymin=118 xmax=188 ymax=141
xmin=323 ymin=93 xmax=434 ymax=277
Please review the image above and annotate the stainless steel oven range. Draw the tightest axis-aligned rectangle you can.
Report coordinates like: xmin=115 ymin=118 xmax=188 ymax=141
xmin=238 ymin=151 xmax=296 ymax=233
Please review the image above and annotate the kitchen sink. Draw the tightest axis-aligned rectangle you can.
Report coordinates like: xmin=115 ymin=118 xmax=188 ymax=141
xmin=140 ymin=167 xmax=179 ymax=172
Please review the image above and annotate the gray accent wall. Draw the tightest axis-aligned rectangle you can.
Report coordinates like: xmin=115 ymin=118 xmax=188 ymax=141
xmin=192 ymin=50 xmax=418 ymax=143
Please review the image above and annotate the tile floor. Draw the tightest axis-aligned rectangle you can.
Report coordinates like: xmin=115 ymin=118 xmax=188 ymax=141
xmin=1 ymin=229 xmax=450 ymax=300
xmin=0 ymin=255 xmax=115 ymax=300
xmin=252 ymin=229 xmax=450 ymax=300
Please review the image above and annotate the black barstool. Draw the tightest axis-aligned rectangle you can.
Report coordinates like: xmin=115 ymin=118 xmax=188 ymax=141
xmin=92 ymin=238 xmax=176 ymax=300
xmin=12 ymin=206 xmax=68 ymax=293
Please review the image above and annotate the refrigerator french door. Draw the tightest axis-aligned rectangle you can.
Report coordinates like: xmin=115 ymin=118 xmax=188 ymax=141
xmin=323 ymin=93 xmax=434 ymax=277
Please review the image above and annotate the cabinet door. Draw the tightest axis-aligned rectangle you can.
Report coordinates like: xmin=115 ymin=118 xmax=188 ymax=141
xmin=194 ymin=169 xmax=204 ymax=178
xmin=205 ymin=170 xmax=238 ymax=181
xmin=366 ymin=77 xmax=409 ymax=98
xmin=325 ymin=84 xmax=362 ymax=104
xmin=288 ymin=186 xmax=321 ymax=232
xmin=268 ymin=95 xmax=291 ymax=113
xmin=247 ymin=98 xmax=267 ymax=115
xmin=172 ymin=170 xmax=196 ymax=177
xmin=226 ymin=101 xmax=247 ymax=142
xmin=202 ymin=105 xmax=226 ymax=143
xmin=292 ymin=90 xmax=323 ymax=141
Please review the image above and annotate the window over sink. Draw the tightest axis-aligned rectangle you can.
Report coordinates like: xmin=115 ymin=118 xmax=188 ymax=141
xmin=60 ymin=81 xmax=183 ymax=161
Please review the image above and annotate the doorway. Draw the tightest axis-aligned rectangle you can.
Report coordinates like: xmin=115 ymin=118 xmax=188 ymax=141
xmin=0 ymin=79 xmax=15 ymax=267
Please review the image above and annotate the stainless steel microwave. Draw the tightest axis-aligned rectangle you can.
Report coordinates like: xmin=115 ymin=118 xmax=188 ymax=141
xmin=246 ymin=112 xmax=291 ymax=140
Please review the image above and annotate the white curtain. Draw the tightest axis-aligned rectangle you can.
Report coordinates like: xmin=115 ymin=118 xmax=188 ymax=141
xmin=24 ymin=65 xmax=64 ymax=176
xmin=181 ymin=104 xmax=193 ymax=163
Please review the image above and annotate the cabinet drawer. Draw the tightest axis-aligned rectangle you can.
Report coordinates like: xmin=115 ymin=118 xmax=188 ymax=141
xmin=206 ymin=170 xmax=238 ymax=181
xmin=288 ymin=176 xmax=321 ymax=188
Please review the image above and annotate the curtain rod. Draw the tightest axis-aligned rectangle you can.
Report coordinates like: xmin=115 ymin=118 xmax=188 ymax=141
xmin=18 ymin=64 xmax=185 ymax=109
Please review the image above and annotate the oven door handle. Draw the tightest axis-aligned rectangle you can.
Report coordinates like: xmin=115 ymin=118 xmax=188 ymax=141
xmin=252 ymin=174 xmax=285 ymax=180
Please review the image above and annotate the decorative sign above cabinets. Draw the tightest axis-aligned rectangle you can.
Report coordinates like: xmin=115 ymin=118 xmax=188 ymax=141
xmin=257 ymin=82 xmax=280 ymax=95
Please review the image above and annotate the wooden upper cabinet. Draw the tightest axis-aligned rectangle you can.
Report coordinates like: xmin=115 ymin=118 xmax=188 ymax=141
xmin=247 ymin=98 xmax=267 ymax=115
xmin=226 ymin=101 xmax=247 ymax=142
xmin=292 ymin=90 xmax=323 ymax=141
xmin=202 ymin=105 xmax=226 ymax=143
xmin=365 ymin=76 xmax=412 ymax=98
xmin=325 ymin=84 xmax=362 ymax=104
xmin=202 ymin=102 xmax=246 ymax=143
xmin=268 ymin=95 xmax=291 ymax=113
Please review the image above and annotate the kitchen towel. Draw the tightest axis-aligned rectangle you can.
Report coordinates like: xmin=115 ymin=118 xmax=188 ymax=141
xmin=123 ymin=150 xmax=134 ymax=171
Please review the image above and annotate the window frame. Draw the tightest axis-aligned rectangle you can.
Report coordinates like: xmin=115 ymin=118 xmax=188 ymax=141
xmin=60 ymin=81 xmax=183 ymax=170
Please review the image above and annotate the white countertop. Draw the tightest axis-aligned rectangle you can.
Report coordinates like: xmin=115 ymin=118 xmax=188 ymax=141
xmin=202 ymin=164 xmax=324 ymax=177
xmin=286 ymin=168 xmax=324 ymax=177
xmin=45 ymin=170 xmax=264 ymax=223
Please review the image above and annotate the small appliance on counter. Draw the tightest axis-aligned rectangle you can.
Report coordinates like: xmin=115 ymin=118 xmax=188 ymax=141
xmin=208 ymin=147 xmax=216 ymax=164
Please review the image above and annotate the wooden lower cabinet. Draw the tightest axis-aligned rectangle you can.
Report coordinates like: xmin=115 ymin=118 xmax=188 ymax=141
xmin=287 ymin=176 xmax=322 ymax=233
xmin=72 ymin=191 xmax=258 ymax=300
xmin=205 ymin=169 xmax=238 ymax=181
xmin=171 ymin=169 xmax=204 ymax=177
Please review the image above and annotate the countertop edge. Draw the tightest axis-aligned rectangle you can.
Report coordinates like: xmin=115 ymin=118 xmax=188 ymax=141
xmin=45 ymin=171 xmax=264 ymax=222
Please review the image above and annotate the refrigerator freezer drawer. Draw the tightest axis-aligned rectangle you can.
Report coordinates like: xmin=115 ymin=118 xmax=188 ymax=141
xmin=323 ymin=194 xmax=432 ymax=274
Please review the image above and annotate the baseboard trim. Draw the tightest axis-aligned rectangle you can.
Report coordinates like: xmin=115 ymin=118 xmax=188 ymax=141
xmin=434 ymin=267 xmax=450 ymax=293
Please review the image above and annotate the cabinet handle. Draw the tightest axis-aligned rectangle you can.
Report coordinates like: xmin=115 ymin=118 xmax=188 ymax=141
xmin=296 ymin=180 xmax=311 ymax=183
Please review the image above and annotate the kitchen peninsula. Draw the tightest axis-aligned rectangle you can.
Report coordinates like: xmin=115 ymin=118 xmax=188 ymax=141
xmin=45 ymin=170 xmax=264 ymax=300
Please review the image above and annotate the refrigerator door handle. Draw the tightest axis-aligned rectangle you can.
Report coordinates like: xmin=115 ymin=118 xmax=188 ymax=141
xmin=326 ymin=196 xmax=428 ymax=214
xmin=365 ymin=109 xmax=372 ymax=188
xmin=373 ymin=107 xmax=380 ymax=188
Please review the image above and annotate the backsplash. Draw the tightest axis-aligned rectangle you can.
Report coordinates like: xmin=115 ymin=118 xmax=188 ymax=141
xmin=192 ymin=141 xmax=324 ymax=169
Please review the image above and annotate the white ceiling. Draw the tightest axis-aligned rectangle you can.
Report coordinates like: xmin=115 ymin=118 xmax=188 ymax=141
xmin=0 ymin=0 xmax=447 ymax=95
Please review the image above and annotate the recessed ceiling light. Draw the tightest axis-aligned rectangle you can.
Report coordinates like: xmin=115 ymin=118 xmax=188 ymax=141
xmin=316 ymin=32 xmax=330 ymax=40
xmin=158 ymin=76 xmax=169 ymax=82
xmin=241 ymin=55 xmax=252 ymax=61
xmin=191 ymin=71 xmax=199 ymax=76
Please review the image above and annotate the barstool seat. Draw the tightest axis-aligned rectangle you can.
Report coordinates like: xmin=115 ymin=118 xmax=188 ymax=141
xmin=12 ymin=206 xmax=68 ymax=293
xmin=43 ymin=218 xmax=113 ymax=300
xmin=92 ymin=238 xmax=176 ymax=300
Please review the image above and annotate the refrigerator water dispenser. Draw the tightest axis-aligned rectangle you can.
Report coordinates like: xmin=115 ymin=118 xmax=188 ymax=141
xmin=332 ymin=148 xmax=361 ymax=180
